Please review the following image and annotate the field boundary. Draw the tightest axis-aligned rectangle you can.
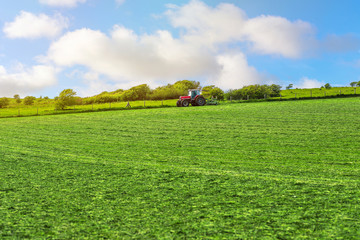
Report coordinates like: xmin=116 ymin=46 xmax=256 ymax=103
xmin=1 ymin=93 xmax=360 ymax=119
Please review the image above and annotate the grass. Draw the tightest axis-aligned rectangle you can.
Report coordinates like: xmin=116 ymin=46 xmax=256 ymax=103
xmin=1 ymin=97 xmax=360 ymax=238
xmin=0 ymin=99 xmax=178 ymax=118
xmin=279 ymin=87 xmax=360 ymax=99
xmin=2 ymin=87 xmax=360 ymax=119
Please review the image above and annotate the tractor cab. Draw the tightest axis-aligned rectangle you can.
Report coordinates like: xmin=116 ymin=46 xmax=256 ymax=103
xmin=189 ymin=89 xmax=201 ymax=99
xmin=177 ymin=89 xmax=206 ymax=107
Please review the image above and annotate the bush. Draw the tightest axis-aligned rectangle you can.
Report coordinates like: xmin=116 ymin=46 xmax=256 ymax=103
xmin=324 ymin=83 xmax=332 ymax=89
xmin=0 ymin=98 xmax=9 ymax=108
xmin=269 ymin=84 xmax=281 ymax=97
xmin=150 ymin=85 xmax=184 ymax=100
xmin=13 ymin=94 xmax=21 ymax=103
xmin=286 ymin=84 xmax=293 ymax=90
xmin=225 ymin=84 xmax=282 ymax=100
xmin=23 ymin=96 xmax=36 ymax=105
xmin=173 ymin=80 xmax=200 ymax=92
xmin=202 ymin=85 xmax=224 ymax=100
xmin=55 ymin=89 xmax=77 ymax=110
xmin=350 ymin=82 xmax=357 ymax=87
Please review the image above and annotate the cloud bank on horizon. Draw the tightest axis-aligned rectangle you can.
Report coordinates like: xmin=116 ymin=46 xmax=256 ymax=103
xmin=0 ymin=0 xmax=359 ymax=97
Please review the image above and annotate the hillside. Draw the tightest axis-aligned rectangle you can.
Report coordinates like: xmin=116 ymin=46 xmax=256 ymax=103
xmin=1 ymin=97 xmax=359 ymax=238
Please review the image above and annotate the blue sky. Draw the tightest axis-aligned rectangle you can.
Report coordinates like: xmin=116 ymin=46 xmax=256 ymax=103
xmin=0 ymin=0 xmax=360 ymax=97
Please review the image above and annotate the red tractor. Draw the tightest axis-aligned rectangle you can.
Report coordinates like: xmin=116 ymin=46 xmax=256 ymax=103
xmin=177 ymin=89 xmax=206 ymax=107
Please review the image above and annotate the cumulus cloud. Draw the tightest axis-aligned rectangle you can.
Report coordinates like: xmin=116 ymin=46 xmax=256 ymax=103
xmin=47 ymin=26 xmax=219 ymax=82
xmin=214 ymin=52 xmax=266 ymax=89
xmin=0 ymin=64 xmax=57 ymax=97
xmin=243 ymin=16 xmax=315 ymax=58
xmin=3 ymin=11 xmax=68 ymax=39
xmin=166 ymin=1 xmax=247 ymax=48
xmin=295 ymin=77 xmax=325 ymax=89
xmin=44 ymin=0 xmax=323 ymax=92
xmin=166 ymin=0 xmax=316 ymax=58
xmin=39 ymin=0 xmax=86 ymax=8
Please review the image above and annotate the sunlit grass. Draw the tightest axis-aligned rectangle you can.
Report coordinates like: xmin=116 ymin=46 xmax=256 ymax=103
xmin=1 ymin=97 xmax=360 ymax=238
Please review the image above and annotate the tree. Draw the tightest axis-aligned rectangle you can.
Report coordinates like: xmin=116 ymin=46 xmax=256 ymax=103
xmin=23 ymin=96 xmax=36 ymax=105
xmin=120 ymin=89 xmax=138 ymax=101
xmin=129 ymin=84 xmax=151 ymax=100
xmin=269 ymin=84 xmax=282 ymax=97
xmin=286 ymin=84 xmax=293 ymax=90
xmin=55 ymin=89 xmax=77 ymax=110
xmin=210 ymin=87 xmax=224 ymax=100
xmin=201 ymin=85 xmax=224 ymax=100
xmin=356 ymin=81 xmax=360 ymax=87
xmin=173 ymin=80 xmax=200 ymax=92
xmin=0 ymin=98 xmax=9 ymax=108
xmin=14 ymin=94 xmax=21 ymax=103
xmin=350 ymin=81 xmax=357 ymax=87
xmin=150 ymin=85 xmax=183 ymax=100
xmin=201 ymin=85 xmax=215 ymax=98
xmin=324 ymin=83 xmax=332 ymax=89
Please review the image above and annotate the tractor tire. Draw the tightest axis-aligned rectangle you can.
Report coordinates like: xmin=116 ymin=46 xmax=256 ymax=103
xmin=182 ymin=100 xmax=190 ymax=107
xmin=176 ymin=100 xmax=182 ymax=107
xmin=195 ymin=96 xmax=206 ymax=106
xmin=191 ymin=100 xmax=197 ymax=106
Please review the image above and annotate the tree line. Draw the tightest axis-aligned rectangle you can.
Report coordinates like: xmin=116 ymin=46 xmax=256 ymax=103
xmin=1 ymin=79 xmax=358 ymax=109
xmin=82 ymin=80 xmax=282 ymax=104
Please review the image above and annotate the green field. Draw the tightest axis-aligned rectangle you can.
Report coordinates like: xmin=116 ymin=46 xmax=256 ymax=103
xmin=0 ymin=99 xmax=178 ymax=118
xmin=279 ymin=87 xmax=360 ymax=99
xmin=2 ymin=87 xmax=360 ymax=119
xmin=1 ymin=98 xmax=360 ymax=238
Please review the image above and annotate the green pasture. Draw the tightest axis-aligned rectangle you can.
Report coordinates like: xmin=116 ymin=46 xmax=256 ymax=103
xmin=1 ymin=98 xmax=360 ymax=238
xmin=2 ymin=87 xmax=360 ymax=118
xmin=0 ymin=99 xmax=178 ymax=118
xmin=279 ymin=87 xmax=360 ymax=99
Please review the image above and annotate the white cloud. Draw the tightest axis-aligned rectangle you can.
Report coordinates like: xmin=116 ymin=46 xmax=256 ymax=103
xmin=68 ymin=70 xmax=148 ymax=97
xmin=3 ymin=11 xmax=68 ymax=39
xmin=44 ymin=0 xmax=320 ymax=92
xmin=47 ymin=26 xmax=267 ymax=91
xmin=166 ymin=0 xmax=316 ymax=58
xmin=0 ymin=64 xmax=57 ymax=97
xmin=47 ymin=26 xmax=219 ymax=82
xmin=214 ymin=52 xmax=266 ymax=89
xmin=295 ymin=77 xmax=325 ymax=89
xmin=39 ymin=0 xmax=86 ymax=8
xmin=243 ymin=16 xmax=315 ymax=58
xmin=166 ymin=1 xmax=247 ymax=48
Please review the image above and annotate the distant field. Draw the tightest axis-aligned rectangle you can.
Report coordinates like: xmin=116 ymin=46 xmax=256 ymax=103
xmin=1 ymin=87 xmax=360 ymax=118
xmin=279 ymin=87 xmax=360 ymax=99
xmin=0 ymin=99 xmax=178 ymax=118
xmin=1 ymin=98 xmax=360 ymax=238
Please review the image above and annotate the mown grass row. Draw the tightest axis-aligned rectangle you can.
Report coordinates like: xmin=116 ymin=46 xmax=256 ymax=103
xmin=1 ymin=98 xmax=360 ymax=238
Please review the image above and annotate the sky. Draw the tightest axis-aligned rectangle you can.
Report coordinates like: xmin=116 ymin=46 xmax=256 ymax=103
xmin=0 ymin=0 xmax=360 ymax=98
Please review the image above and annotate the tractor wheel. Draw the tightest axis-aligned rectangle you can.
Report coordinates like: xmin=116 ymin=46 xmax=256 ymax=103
xmin=176 ymin=100 xmax=182 ymax=107
xmin=182 ymin=100 xmax=190 ymax=107
xmin=191 ymin=100 xmax=197 ymax=106
xmin=196 ymin=96 xmax=206 ymax=106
